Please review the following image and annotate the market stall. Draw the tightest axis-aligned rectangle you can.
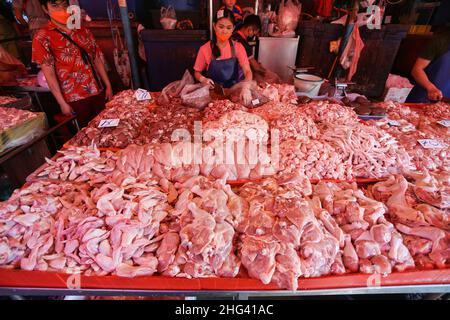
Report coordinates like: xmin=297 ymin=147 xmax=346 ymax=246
xmin=0 ymin=0 xmax=449 ymax=301
xmin=0 ymin=86 xmax=448 ymax=298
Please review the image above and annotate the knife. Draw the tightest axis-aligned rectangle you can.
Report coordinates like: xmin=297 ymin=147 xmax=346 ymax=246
xmin=214 ymin=81 xmax=225 ymax=96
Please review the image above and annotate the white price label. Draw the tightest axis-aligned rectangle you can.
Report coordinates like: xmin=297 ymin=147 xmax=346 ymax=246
xmin=418 ymin=139 xmax=446 ymax=149
xmin=98 ymin=119 xmax=120 ymax=128
xmin=252 ymin=99 xmax=260 ymax=106
xmin=135 ymin=89 xmax=152 ymax=101
xmin=437 ymin=119 xmax=450 ymax=127
xmin=387 ymin=120 xmax=400 ymax=126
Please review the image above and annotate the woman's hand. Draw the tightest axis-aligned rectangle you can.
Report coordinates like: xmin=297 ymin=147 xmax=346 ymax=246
xmin=60 ymin=102 xmax=74 ymax=116
xmin=199 ymin=75 xmax=215 ymax=89
xmin=240 ymin=87 xmax=252 ymax=106
xmin=105 ymin=85 xmax=113 ymax=101
xmin=427 ymin=86 xmax=443 ymax=101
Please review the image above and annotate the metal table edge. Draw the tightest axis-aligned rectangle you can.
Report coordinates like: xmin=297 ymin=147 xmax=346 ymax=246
xmin=0 ymin=284 xmax=449 ymax=297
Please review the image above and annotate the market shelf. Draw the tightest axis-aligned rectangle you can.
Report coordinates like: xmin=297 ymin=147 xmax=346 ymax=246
xmin=0 ymin=268 xmax=448 ymax=297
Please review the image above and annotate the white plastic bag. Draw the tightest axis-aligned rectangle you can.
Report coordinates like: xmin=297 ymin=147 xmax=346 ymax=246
xmin=158 ymin=70 xmax=194 ymax=105
xmin=278 ymin=0 xmax=301 ymax=33
xmin=181 ymin=84 xmax=211 ymax=110
xmin=160 ymin=6 xmax=177 ymax=30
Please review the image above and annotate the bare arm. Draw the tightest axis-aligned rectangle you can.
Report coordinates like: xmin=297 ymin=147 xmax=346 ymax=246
xmin=195 ymin=70 xmax=214 ymax=88
xmin=241 ymin=63 xmax=252 ymax=82
xmin=411 ymin=57 xmax=443 ymax=101
xmin=94 ymin=54 xmax=112 ymax=100
xmin=40 ymin=64 xmax=73 ymax=115
xmin=194 ymin=70 xmax=203 ymax=82
xmin=249 ymin=58 xmax=265 ymax=74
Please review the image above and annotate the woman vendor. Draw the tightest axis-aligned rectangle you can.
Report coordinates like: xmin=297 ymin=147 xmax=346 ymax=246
xmin=406 ymin=25 xmax=450 ymax=102
xmin=193 ymin=8 xmax=252 ymax=96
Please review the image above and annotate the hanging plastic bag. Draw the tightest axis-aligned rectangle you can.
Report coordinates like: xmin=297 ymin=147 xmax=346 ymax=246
xmin=158 ymin=70 xmax=194 ymax=105
xmin=137 ymin=24 xmax=147 ymax=62
xmin=278 ymin=0 xmax=302 ymax=34
xmin=113 ymin=29 xmax=131 ymax=87
xmin=180 ymin=84 xmax=211 ymax=110
xmin=160 ymin=6 xmax=177 ymax=30
xmin=106 ymin=1 xmax=131 ymax=87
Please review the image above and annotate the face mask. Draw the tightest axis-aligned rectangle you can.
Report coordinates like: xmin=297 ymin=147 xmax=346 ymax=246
xmin=216 ymin=32 xmax=231 ymax=42
xmin=50 ymin=10 xmax=71 ymax=25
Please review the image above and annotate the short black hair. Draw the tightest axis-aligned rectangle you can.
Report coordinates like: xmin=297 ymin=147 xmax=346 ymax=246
xmin=39 ymin=0 xmax=69 ymax=6
xmin=213 ymin=8 xmax=235 ymax=24
xmin=241 ymin=15 xmax=261 ymax=31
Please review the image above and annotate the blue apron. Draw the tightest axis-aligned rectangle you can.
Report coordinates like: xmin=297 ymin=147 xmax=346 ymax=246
xmin=207 ymin=40 xmax=243 ymax=88
xmin=406 ymin=44 xmax=450 ymax=102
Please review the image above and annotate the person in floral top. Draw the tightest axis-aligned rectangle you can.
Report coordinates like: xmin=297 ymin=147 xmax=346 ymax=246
xmin=32 ymin=0 xmax=112 ymax=127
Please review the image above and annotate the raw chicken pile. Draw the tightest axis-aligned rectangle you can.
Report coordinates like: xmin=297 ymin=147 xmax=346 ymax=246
xmin=368 ymin=174 xmax=449 ymax=269
xmin=250 ymin=101 xmax=300 ymax=121
xmin=278 ymin=138 xmax=353 ymax=180
xmin=105 ymin=89 xmax=154 ymax=110
xmin=416 ymin=116 xmax=450 ymax=147
xmin=1 ymin=164 xmax=449 ymax=289
xmin=368 ymin=103 xmax=449 ymax=171
xmin=0 ymin=107 xmax=37 ymax=131
xmin=271 ymin=112 xmax=319 ymax=142
xmin=116 ymin=139 xmax=277 ymax=182
xmin=203 ymin=100 xmax=248 ymax=123
xmin=380 ymin=101 xmax=421 ymax=126
xmin=0 ymin=177 xmax=169 ymax=276
xmin=0 ymin=168 xmax=244 ymax=279
xmin=260 ymin=83 xmax=298 ymax=105
xmin=0 ymin=96 xmax=20 ymax=106
xmin=29 ymin=145 xmax=117 ymax=184
xmin=405 ymin=170 xmax=449 ymax=210
xmin=418 ymin=102 xmax=450 ymax=121
xmin=203 ymin=110 xmax=269 ymax=141
xmin=300 ymin=101 xmax=359 ymax=125
xmin=237 ymin=175 xmax=342 ymax=290
xmin=138 ymin=102 xmax=202 ymax=144
xmin=72 ymin=102 xmax=152 ymax=148
xmin=321 ymin=123 xmax=414 ymax=178
xmin=1 ymin=89 xmax=448 ymax=291
xmin=312 ymin=181 xmax=415 ymax=274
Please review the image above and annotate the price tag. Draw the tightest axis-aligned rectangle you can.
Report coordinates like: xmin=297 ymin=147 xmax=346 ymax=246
xmin=418 ymin=139 xmax=446 ymax=149
xmin=252 ymin=98 xmax=260 ymax=106
xmin=387 ymin=120 xmax=400 ymax=126
xmin=135 ymin=89 xmax=152 ymax=101
xmin=98 ymin=119 xmax=120 ymax=128
xmin=437 ymin=119 xmax=450 ymax=127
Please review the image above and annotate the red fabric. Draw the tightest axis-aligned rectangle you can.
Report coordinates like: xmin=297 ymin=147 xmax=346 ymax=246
xmin=69 ymin=91 xmax=106 ymax=128
xmin=340 ymin=26 xmax=365 ymax=81
xmin=315 ymin=0 xmax=333 ymax=17
xmin=32 ymin=22 xmax=103 ymax=103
